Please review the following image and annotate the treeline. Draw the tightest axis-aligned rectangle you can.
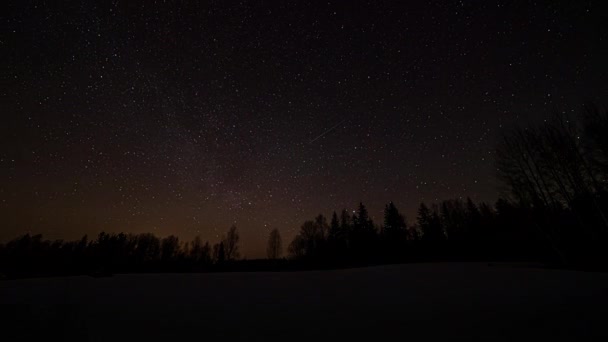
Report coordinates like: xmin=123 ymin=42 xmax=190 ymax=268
xmin=288 ymin=105 xmax=608 ymax=268
xmin=0 ymin=197 xmax=554 ymax=279
xmin=0 ymin=226 xmax=242 ymax=278
xmin=285 ymin=198 xmax=552 ymax=264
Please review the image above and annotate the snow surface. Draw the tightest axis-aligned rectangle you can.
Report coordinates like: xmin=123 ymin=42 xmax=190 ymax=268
xmin=2 ymin=263 xmax=608 ymax=341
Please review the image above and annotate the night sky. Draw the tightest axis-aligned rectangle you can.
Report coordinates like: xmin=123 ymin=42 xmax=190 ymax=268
xmin=2 ymin=1 xmax=607 ymax=257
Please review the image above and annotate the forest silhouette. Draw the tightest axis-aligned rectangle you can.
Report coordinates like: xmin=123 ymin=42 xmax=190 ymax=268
xmin=1 ymin=105 xmax=607 ymax=278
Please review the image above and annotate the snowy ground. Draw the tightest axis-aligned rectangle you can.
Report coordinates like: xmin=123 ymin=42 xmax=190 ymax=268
xmin=2 ymin=263 xmax=607 ymax=341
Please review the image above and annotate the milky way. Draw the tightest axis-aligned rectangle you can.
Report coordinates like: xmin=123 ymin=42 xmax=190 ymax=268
xmin=2 ymin=1 xmax=607 ymax=257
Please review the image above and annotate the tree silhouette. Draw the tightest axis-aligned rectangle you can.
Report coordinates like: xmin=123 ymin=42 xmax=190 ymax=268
xmin=161 ymin=235 xmax=180 ymax=263
xmin=340 ymin=209 xmax=352 ymax=249
xmin=287 ymin=234 xmax=307 ymax=259
xmin=189 ymin=236 xmax=206 ymax=263
xmin=223 ymin=225 xmax=240 ymax=261
xmin=440 ymin=199 xmax=467 ymax=241
xmin=288 ymin=216 xmax=328 ymax=259
xmin=134 ymin=233 xmax=161 ymax=264
xmin=329 ymin=211 xmax=340 ymax=242
xmin=266 ymin=229 xmax=283 ymax=259
xmin=418 ymin=203 xmax=444 ymax=242
xmin=581 ymin=104 xmax=608 ymax=178
xmin=351 ymin=202 xmax=377 ymax=259
xmin=465 ymin=198 xmax=482 ymax=240
xmin=327 ymin=211 xmax=348 ymax=259
xmin=202 ymin=242 xmax=212 ymax=264
xmin=382 ymin=202 xmax=407 ymax=238
xmin=213 ymin=242 xmax=226 ymax=263
xmin=381 ymin=202 xmax=407 ymax=257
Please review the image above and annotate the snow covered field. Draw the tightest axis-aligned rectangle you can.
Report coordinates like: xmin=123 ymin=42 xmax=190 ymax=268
xmin=2 ymin=263 xmax=607 ymax=341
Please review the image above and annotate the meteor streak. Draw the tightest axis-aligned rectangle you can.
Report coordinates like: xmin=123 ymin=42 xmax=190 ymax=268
xmin=309 ymin=119 xmax=346 ymax=144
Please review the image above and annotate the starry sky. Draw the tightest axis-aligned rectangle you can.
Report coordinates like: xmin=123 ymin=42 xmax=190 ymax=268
xmin=2 ymin=1 xmax=607 ymax=257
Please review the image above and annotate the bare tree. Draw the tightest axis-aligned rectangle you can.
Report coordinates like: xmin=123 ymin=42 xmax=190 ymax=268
xmin=222 ymin=225 xmax=240 ymax=261
xmin=495 ymin=110 xmax=608 ymax=264
xmin=497 ymin=113 xmax=606 ymax=213
xmin=288 ymin=235 xmax=306 ymax=258
xmin=287 ymin=214 xmax=330 ymax=258
xmin=189 ymin=236 xmax=211 ymax=264
xmin=213 ymin=242 xmax=225 ymax=263
xmin=266 ymin=228 xmax=283 ymax=259
xmin=160 ymin=235 xmax=180 ymax=262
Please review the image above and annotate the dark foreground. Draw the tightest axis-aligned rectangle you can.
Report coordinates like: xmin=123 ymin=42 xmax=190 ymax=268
xmin=2 ymin=263 xmax=607 ymax=341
